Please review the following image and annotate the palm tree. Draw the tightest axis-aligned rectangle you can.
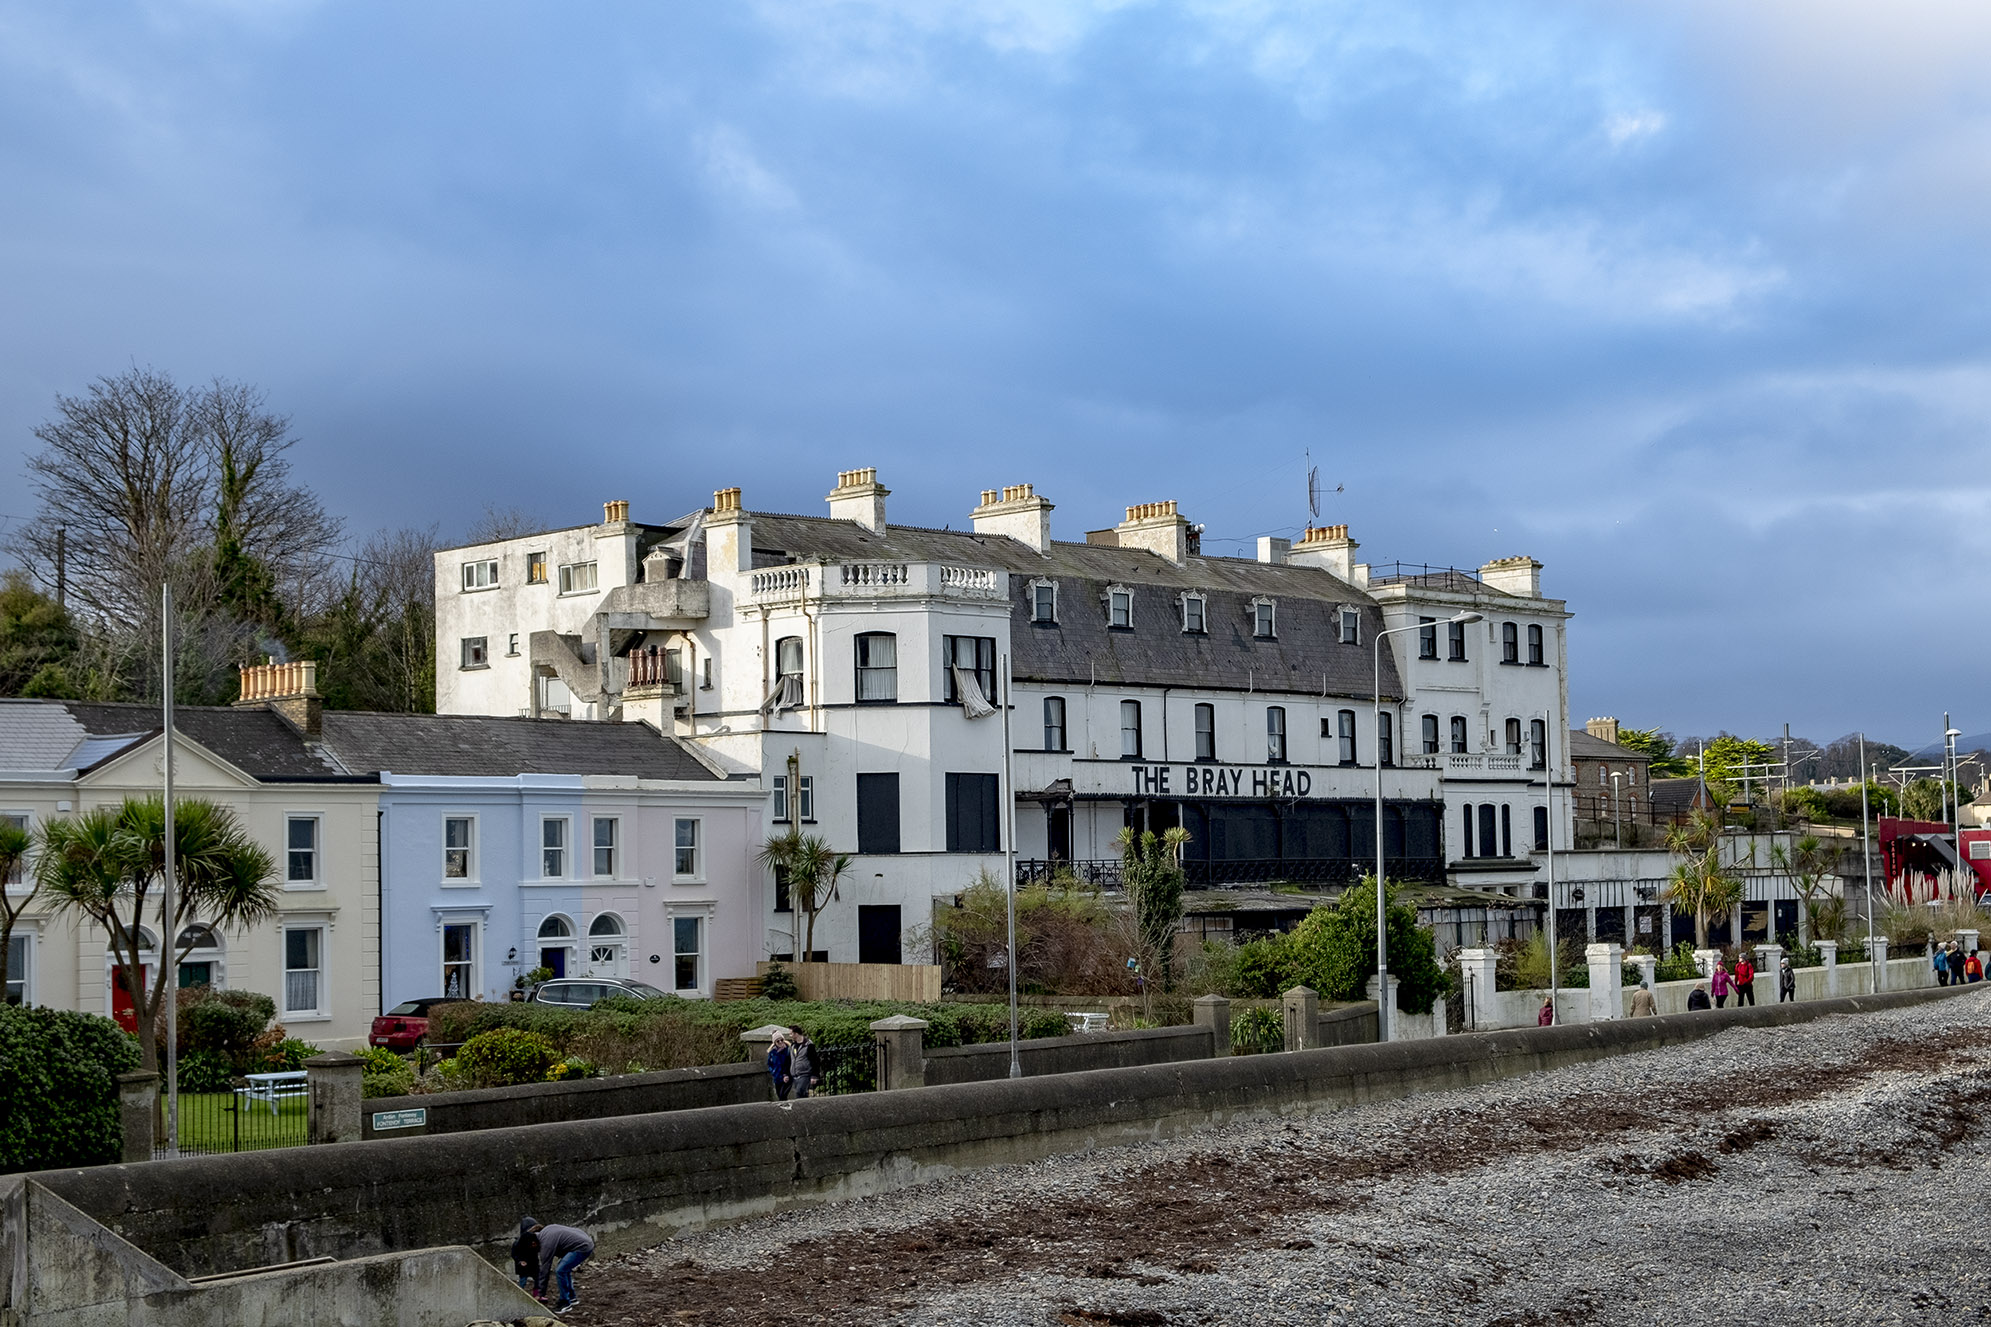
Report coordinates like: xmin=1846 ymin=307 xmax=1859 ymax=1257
xmin=1115 ymin=825 xmax=1191 ymax=997
xmin=1770 ymin=834 xmax=1836 ymax=944
xmin=35 ymin=796 xmax=278 ymax=1071
xmin=1664 ymin=809 xmax=1741 ymax=950
xmin=0 ymin=818 xmax=34 ymax=1003
xmin=756 ymin=831 xmax=853 ymax=962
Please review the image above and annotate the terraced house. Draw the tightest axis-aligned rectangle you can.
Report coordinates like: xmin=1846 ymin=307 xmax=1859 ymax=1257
xmin=432 ymin=471 xmax=1575 ymax=966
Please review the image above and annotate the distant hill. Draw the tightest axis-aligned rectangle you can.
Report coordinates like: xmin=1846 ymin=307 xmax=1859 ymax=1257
xmin=1906 ymin=732 xmax=1991 ymax=763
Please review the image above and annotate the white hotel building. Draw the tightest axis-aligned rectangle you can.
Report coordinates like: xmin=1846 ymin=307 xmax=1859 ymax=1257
xmin=434 ymin=472 xmax=1573 ymax=968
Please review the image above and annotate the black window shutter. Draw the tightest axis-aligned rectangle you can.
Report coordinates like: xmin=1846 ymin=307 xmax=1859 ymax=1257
xmin=857 ymin=773 xmax=901 ymax=854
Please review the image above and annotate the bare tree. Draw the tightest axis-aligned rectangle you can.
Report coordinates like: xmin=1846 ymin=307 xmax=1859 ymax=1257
xmin=301 ymin=525 xmax=441 ymax=713
xmin=463 ymin=504 xmax=547 ymax=544
xmin=10 ymin=369 xmax=342 ymax=700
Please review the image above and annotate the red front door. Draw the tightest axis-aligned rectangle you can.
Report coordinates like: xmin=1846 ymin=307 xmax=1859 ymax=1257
xmin=111 ymin=965 xmax=147 ymax=1033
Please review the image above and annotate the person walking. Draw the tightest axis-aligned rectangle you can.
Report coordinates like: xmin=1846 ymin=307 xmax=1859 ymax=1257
xmin=1778 ymin=957 xmax=1796 ymax=1003
xmin=1733 ymin=953 xmax=1756 ymax=1007
xmin=786 ymin=1025 xmax=820 ymax=1098
xmin=1537 ymin=997 xmax=1555 ymax=1026
xmin=1967 ymin=949 xmax=1984 ymax=984
xmin=1934 ymin=944 xmax=1950 ymax=987
xmin=529 ymin=1221 xmax=595 ymax=1314
xmin=1629 ymin=983 xmax=1657 ymax=1018
xmin=1711 ymin=960 xmax=1731 ymax=1009
xmin=767 ymin=1030 xmax=793 ymax=1101
xmin=1686 ymin=984 xmax=1711 ymax=1011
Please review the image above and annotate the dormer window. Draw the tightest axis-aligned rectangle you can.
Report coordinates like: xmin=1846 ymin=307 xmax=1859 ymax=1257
xmin=1250 ymin=597 xmax=1276 ymax=640
xmin=1105 ymin=586 xmax=1133 ymax=629
xmin=1029 ymin=578 xmax=1058 ymax=624
xmin=1339 ymin=608 xmax=1360 ymax=645
xmin=1181 ymin=593 xmax=1206 ymax=634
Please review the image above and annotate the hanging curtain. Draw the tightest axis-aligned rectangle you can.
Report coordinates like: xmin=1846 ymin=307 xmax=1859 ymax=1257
xmin=952 ymin=666 xmax=996 ymax=719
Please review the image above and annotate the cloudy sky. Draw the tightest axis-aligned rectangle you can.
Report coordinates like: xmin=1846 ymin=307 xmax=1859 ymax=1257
xmin=2 ymin=1 xmax=1986 ymax=748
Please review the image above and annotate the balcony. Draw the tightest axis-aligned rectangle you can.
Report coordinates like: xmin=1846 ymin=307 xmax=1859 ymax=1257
xmin=748 ymin=562 xmax=1008 ymax=605
xmin=1444 ymin=753 xmax=1529 ymax=774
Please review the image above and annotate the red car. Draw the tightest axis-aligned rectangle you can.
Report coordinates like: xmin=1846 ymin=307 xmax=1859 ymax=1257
xmin=369 ymin=998 xmax=448 ymax=1051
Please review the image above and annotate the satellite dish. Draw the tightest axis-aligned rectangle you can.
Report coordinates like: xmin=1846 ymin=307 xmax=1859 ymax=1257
xmin=1308 ymin=466 xmax=1320 ymax=519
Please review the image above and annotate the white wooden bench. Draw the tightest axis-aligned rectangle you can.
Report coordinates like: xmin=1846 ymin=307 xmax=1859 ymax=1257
xmin=1065 ymin=1012 xmax=1109 ymax=1034
xmin=236 ymin=1070 xmax=308 ymax=1117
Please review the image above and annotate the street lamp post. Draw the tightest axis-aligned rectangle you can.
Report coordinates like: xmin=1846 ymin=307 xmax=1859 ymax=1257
xmin=1374 ymin=610 xmax=1480 ymax=1043
xmin=1610 ymin=771 xmax=1624 ymax=848
xmin=1946 ymin=720 xmax=1964 ymax=903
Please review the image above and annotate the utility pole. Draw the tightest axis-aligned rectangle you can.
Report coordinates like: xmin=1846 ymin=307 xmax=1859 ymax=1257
xmin=1860 ymin=734 xmax=1875 ymax=994
xmin=162 ymin=582 xmax=179 ymax=1158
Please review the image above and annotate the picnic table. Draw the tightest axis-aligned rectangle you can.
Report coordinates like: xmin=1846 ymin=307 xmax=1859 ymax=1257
xmin=236 ymin=1070 xmax=308 ymax=1117
xmin=1065 ymin=1012 xmax=1109 ymax=1034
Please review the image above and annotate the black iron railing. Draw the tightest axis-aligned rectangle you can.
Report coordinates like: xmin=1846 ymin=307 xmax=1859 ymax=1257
xmin=809 ymin=1042 xmax=878 ymax=1096
xmin=1016 ymin=857 xmax=1446 ymax=889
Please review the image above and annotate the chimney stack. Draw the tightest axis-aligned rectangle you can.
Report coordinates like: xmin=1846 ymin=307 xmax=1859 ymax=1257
xmin=970 ymin=483 xmax=1055 ymax=553
xmin=602 ymin=499 xmax=630 ymax=525
xmin=1256 ymin=536 xmax=1290 ymax=565
xmin=1586 ymin=716 xmax=1621 ymax=746
xmin=707 ymin=486 xmax=752 ymax=574
xmin=827 ymin=468 xmax=889 ymax=533
xmin=1113 ymin=500 xmax=1190 ymax=566
xmin=236 ymin=659 xmax=323 ymax=738
xmin=1479 ymin=555 xmax=1543 ymax=598
xmin=1286 ymin=525 xmax=1358 ymax=581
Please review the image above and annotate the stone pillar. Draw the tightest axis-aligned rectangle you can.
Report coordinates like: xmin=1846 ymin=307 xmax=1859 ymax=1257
xmin=869 ymin=1015 xmax=928 ymax=1090
xmin=1867 ymin=935 xmax=1889 ymax=991
xmin=1693 ymin=948 xmax=1720 ymax=980
xmin=1585 ymin=943 xmax=1624 ymax=1022
xmin=1282 ymin=986 xmax=1319 ymax=1052
xmin=1632 ymin=954 xmax=1658 ymax=993
xmin=117 ymin=1071 xmax=158 ymax=1164
xmin=1192 ymin=995 xmax=1232 ymax=1057
xmin=1817 ymin=940 xmax=1838 ymax=998
xmin=1958 ymin=928 xmax=1979 ymax=955
xmin=1456 ymin=948 xmax=1499 ymax=1030
xmin=741 ymin=1024 xmax=787 ymax=1094
xmin=303 ymin=1052 xmax=364 ymax=1145
xmin=1753 ymin=944 xmax=1781 ymax=1004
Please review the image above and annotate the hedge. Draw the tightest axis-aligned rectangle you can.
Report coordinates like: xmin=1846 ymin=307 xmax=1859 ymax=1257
xmin=423 ymin=997 xmax=1070 ymax=1076
xmin=0 ymin=1004 xmax=140 ymax=1173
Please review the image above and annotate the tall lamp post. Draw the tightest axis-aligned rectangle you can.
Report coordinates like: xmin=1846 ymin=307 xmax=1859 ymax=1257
xmin=1374 ymin=610 xmax=1481 ymax=1042
xmin=1946 ymin=721 xmax=1964 ymax=903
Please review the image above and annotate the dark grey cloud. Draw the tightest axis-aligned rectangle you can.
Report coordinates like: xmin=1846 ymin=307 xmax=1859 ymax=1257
xmin=1 ymin=1 xmax=1986 ymax=746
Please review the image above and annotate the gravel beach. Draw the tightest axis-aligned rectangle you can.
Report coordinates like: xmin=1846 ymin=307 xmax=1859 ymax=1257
xmin=561 ymin=990 xmax=1991 ymax=1326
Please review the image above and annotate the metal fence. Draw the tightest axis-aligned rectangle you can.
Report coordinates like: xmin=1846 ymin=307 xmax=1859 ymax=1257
xmin=165 ymin=1081 xmax=310 ymax=1157
xmin=809 ymin=1042 xmax=879 ymax=1096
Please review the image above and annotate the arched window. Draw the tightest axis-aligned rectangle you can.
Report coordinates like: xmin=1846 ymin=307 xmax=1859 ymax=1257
xmin=538 ymin=915 xmax=573 ymax=939
xmin=106 ymin=926 xmax=158 ymax=953
xmin=587 ymin=913 xmax=628 ymax=980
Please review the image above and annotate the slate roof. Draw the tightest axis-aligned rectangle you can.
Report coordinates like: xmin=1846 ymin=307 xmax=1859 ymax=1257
xmin=0 ymin=701 xmax=93 ymax=772
xmin=1565 ymin=730 xmax=1651 ymax=763
xmin=1649 ymin=777 xmax=1712 ymax=816
xmin=741 ymin=512 xmax=1404 ymax=700
xmin=49 ymin=701 xmax=345 ymax=779
xmin=320 ymin=712 xmax=723 ymax=781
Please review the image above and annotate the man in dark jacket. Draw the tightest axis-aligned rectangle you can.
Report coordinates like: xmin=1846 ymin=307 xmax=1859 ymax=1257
xmin=531 ymin=1221 xmax=595 ymax=1312
xmin=510 ymin=1216 xmax=540 ymax=1292
xmin=1686 ymin=984 xmax=1712 ymax=1011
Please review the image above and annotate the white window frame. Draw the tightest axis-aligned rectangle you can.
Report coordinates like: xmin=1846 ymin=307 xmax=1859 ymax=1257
xmin=1043 ymin=696 xmax=1067 ymax=752
xmin=1105 ymin=586 xmax=1134 ymax=629
xmin=558 ymin=560 xmax=599 ymax=595
xmin=668 ymin=908 xmax=711 ymax=996
xmin=1339 ymin=608 xmax=1360 ymax=646
xmin=284 ymin=814 xmax=322 ymax=890
xmin=541 ymin=815 xmax=570 ymax=880
xmin=2 ymin=811 xmax=29 ymax=887
xmin=1180 ymin=593 xmax=1206 ymax=634
xmin=440 ymin=919 xmax=479 ymax=1002
xmin=586 ymin=912 xmax=628 ymax=979
xmin=460 ymin=636 xmax=489 ymax=670
xmin=460 ymin=559 xmax=499 ymax=591
xmin=592 ymin=816 xmax=619 ymax=879
xmin=673 ymin=818 xmax=702 ymax=881
xmin=174 ymin=922 xmax=228 ymax=992
xmin=1251 ymin=597 xmax=1276 ymax=640
xmin=281 ymin=923 xmax=328 ymax=1021
xmin=1029 ymin=578 xmax=1058 ymax=624
xmin=1120 ymin=699 xmax=1142 ymax=758
xmin=442 ymin=814 xmax=478 ymax=884
xmin=1266 ymin=706 xmax=1287 ymax=762
xmin=854 ymin=631 xmax=897 ymax=703
xmin=5 ymin=925 xmax=34 ymax=1007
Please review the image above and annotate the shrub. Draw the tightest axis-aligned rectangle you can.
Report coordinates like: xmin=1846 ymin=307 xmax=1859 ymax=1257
xmin=1654 ymin=943 xmax=1702 ymax=983
xmin=930 ymin=874 xmax=1136 ymax=996
xmin=1228 ymin=935 xmax=1295 ymax=1000
xmin=362 ymin=1048 xmax=417 ymax=1100
xmin=1282 ymin=881 xmax=1450 ymax=1014
xmin=0 ymin=1004 xmax=140 ymax=1173
xmin=455 ymin=1028 xmax=560 ymax=1088
xmin=158 ymin=987 xmax=277 ymax=1074
xmin=1230 ymin=1005 xmax=1282 ymax=1055
xmin=759 ymin=963 xmax=798 ymax=1001
xmin=257 ymin=1037 xmax=321 ymax=1072
xmin=175 ymin=1048 xmax=235 ymax=1093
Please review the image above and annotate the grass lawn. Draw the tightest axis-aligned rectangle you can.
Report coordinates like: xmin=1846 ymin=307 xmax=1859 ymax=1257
xmin=169 ymin=1089 xmax=309 ymax=1155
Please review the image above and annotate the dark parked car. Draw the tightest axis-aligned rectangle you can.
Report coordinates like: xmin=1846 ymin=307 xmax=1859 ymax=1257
xmin=528 ymin=978 xmax=669 ymax=1010
xmin=370 ymin=998 xmax=449 ymax=1051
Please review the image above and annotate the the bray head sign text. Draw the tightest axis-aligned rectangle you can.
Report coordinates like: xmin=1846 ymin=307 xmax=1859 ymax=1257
xmin=1128 ymin=763 xmax=1317 ymax=798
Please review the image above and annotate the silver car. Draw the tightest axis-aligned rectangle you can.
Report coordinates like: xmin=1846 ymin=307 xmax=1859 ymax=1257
xmin=528 ymin=977 xmax=670 ymax=1009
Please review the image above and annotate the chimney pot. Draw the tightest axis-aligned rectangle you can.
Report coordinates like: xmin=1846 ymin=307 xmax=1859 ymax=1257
xmin=603 ymin=499 xmax=630 ymax=524
xmin=1113 ymin=499 xmax=1189 ymax=565
xmin=236 ymin=659 xmax=322 ymax=737
xmin=971 ymin=482 xmax=1055 ymax=553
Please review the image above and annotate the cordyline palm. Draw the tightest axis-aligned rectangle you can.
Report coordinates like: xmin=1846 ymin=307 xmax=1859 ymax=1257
xmin=35 ymin=796 xmax=278 ymax=1071
xmin=1115 ymin=825 xmax=1191 ymax=995
xmin=1770 ymin=834 xmax=1835 ymax=944
xmin=757 ymin=831 xmax=853 ymax=961
xmin=0 ymin=819 xmax=33 ymax=1003
xmin=1664 ymin=809 xmax=1741 ymax=950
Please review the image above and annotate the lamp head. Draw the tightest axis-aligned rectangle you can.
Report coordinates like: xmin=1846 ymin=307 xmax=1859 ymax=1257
xmin=1946 ymin=729 xmax=1963 ymax=738
xmin=1450 ymin=611 xmax=1483 ymax=625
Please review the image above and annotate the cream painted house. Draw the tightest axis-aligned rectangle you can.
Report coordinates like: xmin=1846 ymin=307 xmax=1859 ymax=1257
xmin=0 ymin=694 xmax=380 ymax=1050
